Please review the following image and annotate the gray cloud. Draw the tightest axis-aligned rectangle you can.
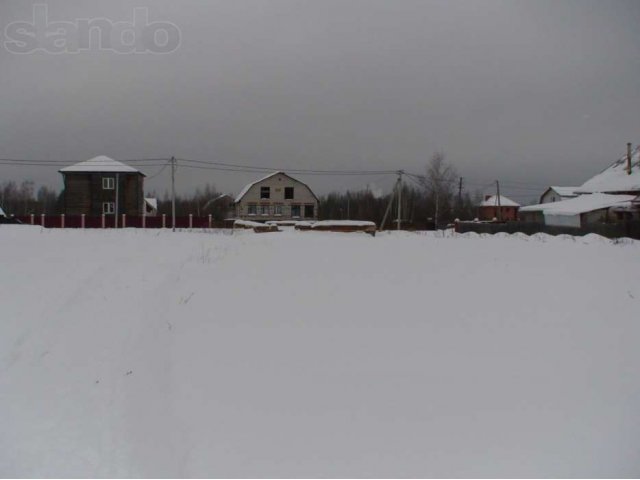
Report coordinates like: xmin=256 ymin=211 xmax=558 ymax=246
xmin=1 ymin=0 xmax=639 ymax=203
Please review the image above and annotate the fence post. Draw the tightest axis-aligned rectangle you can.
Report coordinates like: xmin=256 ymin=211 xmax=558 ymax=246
xmin=189 ymin=214 xmax=193 ymax=229
xmin=208 ymin=214 xmax=212 ymax=229
xmin=60 ymin=214 xmax=65 ymax=229
xmin=41 ymin=213 xmax=45 ymax=227
xmin=30 ymin=214 xmax=34 ymax=225
xmin=81 ymin=214 xmax=85 ymax=229
xmin=142 ymin=215 xmax=146 ymax=229
xmin=122 ymin=214 xmax=126 ymax=228
xmin=162 ymin=214 xmax=167 ymax=228
xmin=102 ymin=214 xmax=105 ymax=229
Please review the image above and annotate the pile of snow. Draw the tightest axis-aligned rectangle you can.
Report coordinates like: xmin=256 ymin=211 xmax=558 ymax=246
xmin=479 ymin=195 xmax=520 ymax=207
xmin=520 ymin=193 xmax=636 ymax=216
xmin=576 ymin=144 xmax=640 ymax=194
xmin=1 ymin=227 xmax=639 ymax=477
xmin=311 ymin=220 xmax=376 ymax=228
xmin=233 ymin=219 xmax=266 ymax=228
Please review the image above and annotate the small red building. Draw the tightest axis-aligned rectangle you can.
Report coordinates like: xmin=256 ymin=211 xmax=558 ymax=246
xmin=478 ymin=195 xmax=520 ymax=221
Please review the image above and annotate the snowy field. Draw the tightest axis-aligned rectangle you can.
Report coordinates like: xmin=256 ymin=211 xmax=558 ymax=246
xmin=1 ymin=225 xmax=639 ymax=478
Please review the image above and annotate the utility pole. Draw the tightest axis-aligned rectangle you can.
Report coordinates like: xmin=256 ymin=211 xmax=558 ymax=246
xmin=115 ymin=172 xmax=119 ymax=228
xmin=380 ymin=175 xmax=400 ymax=231
xmin=496 ymin=180 xmax=502 ymax=222
xmin=171 ymin=156 xmax=176 ymax=232
xmin=396 ymin=170 xmax=404 ymax=230
xmin=458 ymin=177 xmax=463 ymax=207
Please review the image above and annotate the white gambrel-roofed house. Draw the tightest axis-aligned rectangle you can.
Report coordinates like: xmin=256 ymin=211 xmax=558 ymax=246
xmin=234 ymin=172 xmax=318 ymax=221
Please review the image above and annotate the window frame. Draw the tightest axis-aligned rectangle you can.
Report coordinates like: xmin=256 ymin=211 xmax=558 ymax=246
xmin=260 ymin=186 xmax=271 ymax=199
xmin=291 ymin=204 xmax=301 ymax=218
xmin=304 ymin=204 xmax=315 ymax=218
xmin=284 ymin=187 xmax=294 ymax=200
xmin=103 ymin=202 xmax=115 ymax=214
xmin=247 ymin=204 xmax=257 ymax=216
xmin=102 ymin=177 xmax=115 ymax=190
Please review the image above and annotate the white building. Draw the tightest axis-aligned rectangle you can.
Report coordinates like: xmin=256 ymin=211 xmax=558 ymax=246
xmin=519 ymin=193 xmax=636 ymax=227
xmin=539 ymin=186 xmax=578 ymax=204
xmin=234 ymin=172 xmax=318 ymax=221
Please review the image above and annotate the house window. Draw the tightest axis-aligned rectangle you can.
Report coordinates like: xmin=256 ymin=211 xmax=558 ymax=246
xmin=103 ymin=202 xmax=115 ymax=214
xmin=247 ymin=204 xmax=257 ymax=215
xmin=260 ymin=205 xmax=270 ymax=216
xmin=291 ymin=205 xmax=301 ymax=217
xmin=260 ymin=186 xmax=270 ymax=199
xmin=274 ymin=204 xmax=283 ymax=216
xmin=304 ymin=205 xmax=314 ymax=218
xmin=103 ymin=177 xmax=115 ymax=190
xmin=284 ymin=187 xmax=294 ymax=199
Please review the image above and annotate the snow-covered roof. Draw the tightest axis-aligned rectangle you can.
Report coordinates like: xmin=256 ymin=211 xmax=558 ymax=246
xmin=234 ymin=171 xmax=318 ymax=203
xmin=0 ymin=205 xmax=5 ymax=217
xmin=549 ymin=186 xmax=579 ymax=197
xmin=479 ymin=195 xmax=520 ymax=207
xmin=520 ymin=193 xmax=636 ymax=216
xmin=576 ymin=145 xmax=640 ymax=194
xmin=144 ymin=198 xmax=158 ymax=210
xmin=59 ymin=156 xmax=142 ymax=174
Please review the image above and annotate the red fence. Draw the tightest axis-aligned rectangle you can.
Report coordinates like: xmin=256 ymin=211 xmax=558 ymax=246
xmin=14 ymin=214 xmax=233 ymax=229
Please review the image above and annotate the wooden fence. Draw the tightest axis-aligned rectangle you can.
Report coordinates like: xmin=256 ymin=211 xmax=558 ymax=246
xmin=14 ymin=214 xmax=233 ymax=229
xmin=455 ymin=220 xmax=640 ymax=240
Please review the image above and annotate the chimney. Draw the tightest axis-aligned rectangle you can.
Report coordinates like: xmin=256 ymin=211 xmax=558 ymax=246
xmin=627 ymin=142 xmax=632 ymax=175
xmin=485 ymin=194 xmax=492 ymax=201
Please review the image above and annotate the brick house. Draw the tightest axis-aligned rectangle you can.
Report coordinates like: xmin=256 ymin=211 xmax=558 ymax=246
xmin=59 ymin=156 xmax=145 ymax=217
xmin=478 ymin=195 xmax=520 ymax=221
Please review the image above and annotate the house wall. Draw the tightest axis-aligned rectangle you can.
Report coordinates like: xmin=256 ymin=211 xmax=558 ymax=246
xmin=63 ymin=173 xmax=144 ymax=216
xmin=519 ymin=210 xmax=544 ymax=223
xmin=478 ymin=206 xmax=519 ymax=221
xmin=541 ymin=190 xmax=563 ymax=204
xmin=236 ymin=174 xmax=318 ymax=220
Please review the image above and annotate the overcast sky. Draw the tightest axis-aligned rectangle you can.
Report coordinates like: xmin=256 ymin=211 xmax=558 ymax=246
xmin=1 ymin=0 xmax=639 ymax=202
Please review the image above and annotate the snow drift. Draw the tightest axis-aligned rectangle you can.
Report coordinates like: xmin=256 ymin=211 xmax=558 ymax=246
xmin=1 ymin=226 xmax=639 ymax=477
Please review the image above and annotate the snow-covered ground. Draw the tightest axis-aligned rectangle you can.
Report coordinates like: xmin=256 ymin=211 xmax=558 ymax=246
xmin=1 ymin=226 xmax=639 ymax=477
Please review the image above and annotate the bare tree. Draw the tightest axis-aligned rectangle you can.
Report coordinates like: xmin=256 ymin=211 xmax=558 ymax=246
xmin=417 ymin=152 xmax=458 ymax=227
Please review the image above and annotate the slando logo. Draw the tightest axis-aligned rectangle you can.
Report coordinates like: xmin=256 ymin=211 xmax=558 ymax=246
xmin=4 ymin=4 xmax=181 ymax=54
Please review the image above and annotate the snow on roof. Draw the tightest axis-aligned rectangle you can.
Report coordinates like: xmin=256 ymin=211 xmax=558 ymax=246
xmin=59 ymin=156 xmax=142 ymax=174
xmin=144 ymin=198 xmax=158 ymax=210
xmin=0 ymin=205 xmax=5 ymax=217
xmin=479 ymin=195 xmax=520 ymax=207
xmin=520 ymin=193 xmax=636 ymax=216
xmin=576 ymin=145 xmax=640 ymax=194
xmin=549 ymin=186 xmax=579 ymax=197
